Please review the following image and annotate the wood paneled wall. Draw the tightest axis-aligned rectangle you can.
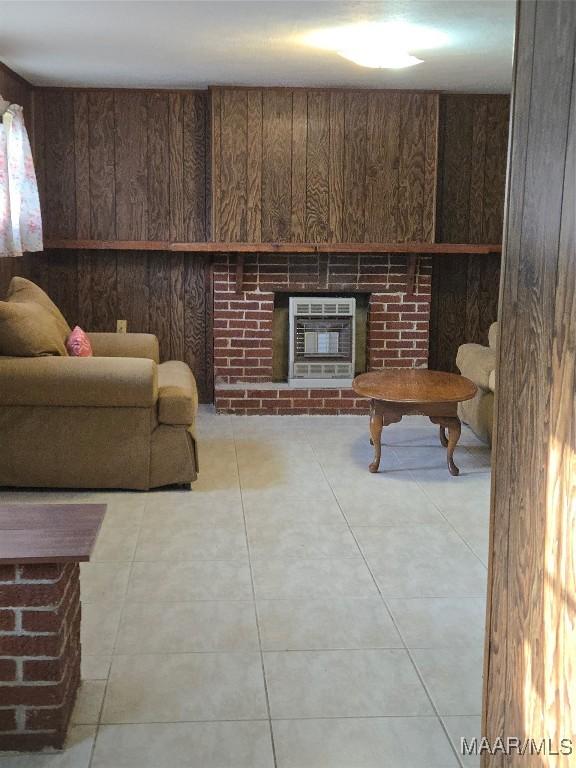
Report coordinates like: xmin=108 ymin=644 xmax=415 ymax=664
xmin=33 ymin=88 xmax=208 ymax=241
xmin=0 ymin=83 xmax=213 ymax=401
xmin=429 ymin=94 xmax=509 ymax=371
xmin=211 ymin=87 xmax=439 ymax=243
xmin=484 ymin=2 xmax=575 ymax=763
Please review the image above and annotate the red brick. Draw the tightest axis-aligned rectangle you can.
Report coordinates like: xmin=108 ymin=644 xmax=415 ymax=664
xmin=25 ymin=706 xmax=67 ymax=731
xmin=0 ymin=659 xmax=16 ymax=682
xmin=19 ymin=565 xmax=70 ymax=582
xmin=0 ymin=708 xmax=16 ymax=731
xmin=23 ymin=657 xmax=67 ymax=683
xmin=0 ymin=566 xmax=17 ymax=582
xmin=0 ymin=609 xmax=15 ymax=631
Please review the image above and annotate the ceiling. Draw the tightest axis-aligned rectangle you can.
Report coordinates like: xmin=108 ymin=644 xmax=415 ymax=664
xmin=0 ymin=1 xmax=515 ymax=92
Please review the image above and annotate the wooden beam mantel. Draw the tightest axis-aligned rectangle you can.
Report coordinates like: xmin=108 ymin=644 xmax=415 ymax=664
xmin=42 ymin=239 xmax=502 ymax=255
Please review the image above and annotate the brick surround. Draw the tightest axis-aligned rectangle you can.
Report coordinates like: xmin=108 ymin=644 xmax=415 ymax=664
xmin=213 ymin=253 xmax=432 ymax=414
xmin=0 ymin=563 xmax=81 ymax=751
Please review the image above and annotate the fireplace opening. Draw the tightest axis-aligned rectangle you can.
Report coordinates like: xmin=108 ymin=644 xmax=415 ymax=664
xmin=272 ymin=292 xmax=369 ymax=385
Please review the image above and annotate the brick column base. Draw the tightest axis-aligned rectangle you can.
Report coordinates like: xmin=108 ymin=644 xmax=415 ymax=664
xmin=0 ymin=563 xmax=81 ymax=751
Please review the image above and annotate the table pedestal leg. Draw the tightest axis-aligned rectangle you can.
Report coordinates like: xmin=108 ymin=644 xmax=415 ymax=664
xmin=445 ymin=418 xmax=462 ymax=476
xmin=369 ymin=406 xmax=383 ymax=473
xmin=439 ymin=426 xmax=448 ymax=447
xmin=430 ymin=416 xmax=462 ymax=475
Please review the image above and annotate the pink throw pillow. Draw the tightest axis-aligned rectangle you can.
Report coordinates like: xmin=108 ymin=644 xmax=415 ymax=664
xmin=66 ymin=326 xmax=93 ymax=357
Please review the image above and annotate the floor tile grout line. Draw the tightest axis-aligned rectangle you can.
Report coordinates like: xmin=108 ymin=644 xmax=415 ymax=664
xmin=84 ymin=496 xmax=145 ymax=768
xmin=232 ymin=416 xmax=279 ymax=768
xmin=405 ymin=458 xmax=490 ymax=571
xmin=309 ymin=430 xmax=467 ymax=768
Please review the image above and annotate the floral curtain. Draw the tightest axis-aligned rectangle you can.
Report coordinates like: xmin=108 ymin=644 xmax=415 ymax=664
xmin=0 ymin=99 xmax=43 ymax=257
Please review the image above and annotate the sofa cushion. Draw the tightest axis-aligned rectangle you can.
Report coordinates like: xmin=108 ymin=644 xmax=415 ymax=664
xmin=0 ymin=300 xmax=68 ymax=357
xmin=456 ymin=343 xmax=496 ymax=391
xmin=7 ymin=276 xmax=71 ymax=342
xmin=488 ymin=321 xmax=499 ymax=350
xmin=488 ymin=369 xmax=496 ymax=392
xmin=157 ymin=361 xmax=198 ymax=425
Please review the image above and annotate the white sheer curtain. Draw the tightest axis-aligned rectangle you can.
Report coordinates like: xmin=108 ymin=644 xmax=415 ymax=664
xmin=0 ymin=97 xmax=43 ymax=257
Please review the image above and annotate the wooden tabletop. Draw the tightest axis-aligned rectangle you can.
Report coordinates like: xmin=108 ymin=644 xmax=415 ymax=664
xmin=352 ymin=370 xmax=477 ymax=404
xmin=0 ymin=504 xmax=107 ymax=564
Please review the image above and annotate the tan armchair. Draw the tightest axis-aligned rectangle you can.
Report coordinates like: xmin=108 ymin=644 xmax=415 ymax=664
xmin=0 ymin=332 xmax=199 ymax=490
xmin=456 ymin=322 xmax=498 ymax=445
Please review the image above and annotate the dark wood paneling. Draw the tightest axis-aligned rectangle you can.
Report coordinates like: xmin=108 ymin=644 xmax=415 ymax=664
xmin=88 ymin=92 xmax=116 ymax=241
xmin=261 ymin=89 xmax=293 ymax=242
xmin=211 ymin=87 xmax=439 ymax=244
xmin=21 ymin=87 xmax=212 ymax=400
xmin=183 ymin=93 xmax=207 ymax=242
xmin=305 ymin=92 xmax=330 ymax=242
xmin=115 ymin=92 xmax=148 ymax=240
xmin=429 ymin=93 xmax=510 ymax=371
xmin=33 ymin=88 xmax=208 ymax=244
xmin=147 ymin=93 xmax=170 ymax=241
xmin=484 ymin=2 xmax=575 ymax=762
xmin=43 ymin=92 xmax=76 ymax=239
xmin=246 ymin=90 xmax=263 ymax=242
xmin=291 ymin=90 xmax=307 ymax=243
xmin=218 ymin=89 xmax=248 ymax=241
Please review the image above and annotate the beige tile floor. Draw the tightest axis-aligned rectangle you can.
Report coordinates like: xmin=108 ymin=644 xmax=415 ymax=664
xmin=0 ymin=407 xmax=491 ymax=768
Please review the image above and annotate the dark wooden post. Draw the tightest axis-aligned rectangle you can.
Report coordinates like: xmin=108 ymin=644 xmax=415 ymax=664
xmin=483 ymin=1 xmax=575 ymax=766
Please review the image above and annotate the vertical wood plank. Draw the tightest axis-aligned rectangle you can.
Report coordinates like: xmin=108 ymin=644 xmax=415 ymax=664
xmin=210 ymin=88 xmax=221 ymax=242
xmin=88 ymin=252 xmax=117 ymax=331
xmin=147 ymin=92 xmax=170 ymax=241
xmin=74 ymin=92 xmax=91 ymax=239
xmin=247 ymin=90 xmax=263 ymax=242
xmin=328 ymin=92 xmax=345 ymax=242
xmin=89 ymin=91 xmax=116 ymax=240
xmin=397 ymin=94 xmax=426 ymax=242
xmin=342 ymin=92 xmax=367 ymax=242
xmin=116 ymin=252 xmax=149 ymax=332
xmin=115 ymin=92 xmax=148 ymax=240
xmin=468 ymin=98 xmax=488 ymax=243
xmin=261 ymin=89 xmax=293 ymax=241
xmin=169 ymin=93 xmax=184 ymax=241
xmin=484 ymin=3 xmax=576 ymax=762
xmin=76 ymin=252 xmax=94 ymax=330
xmin=183 ymin=93 xmax=207 ymax=241
xmin=219 ymin=89 xmax=248 ymax=241
xmin=290 ymin=90 xmax=307 ymax=242
xmin=148 ymin=252 xmax=172 ymax=361
xmin=170 ymin=252 xmax=185 ymax=360
xmin=438 ymin=95 xmax=474 ymax=242
xmin=365 ymin=92 xmax=400 ymax=242
xmin=422 ymin=94 xmax=439 ymax=243
xmin=484 ymin=97 xmax=510 ymax=244
xmin=184 ymin=255 xmax=210 ymax=401
xmin=305 ymin=91 xmax=330 ymax=242
xmin=43 ymin=91 xmax=76 ymax=238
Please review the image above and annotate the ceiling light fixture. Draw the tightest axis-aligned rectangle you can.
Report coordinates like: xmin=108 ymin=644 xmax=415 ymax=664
xmin=301 ymin=21 xmax=448 ymax=70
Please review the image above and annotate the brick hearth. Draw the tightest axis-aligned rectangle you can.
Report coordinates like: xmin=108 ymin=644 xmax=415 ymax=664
xmin=213 ymin=253 xmax=432 ymax=414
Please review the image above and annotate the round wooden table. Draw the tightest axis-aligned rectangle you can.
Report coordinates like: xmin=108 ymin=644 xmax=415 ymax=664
xmin=352 ymin=370 xmax=477 ymax=476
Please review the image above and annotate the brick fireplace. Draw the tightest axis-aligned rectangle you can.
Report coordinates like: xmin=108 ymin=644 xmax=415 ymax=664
xmin=214 ymin=253 xmax=432 ymax=414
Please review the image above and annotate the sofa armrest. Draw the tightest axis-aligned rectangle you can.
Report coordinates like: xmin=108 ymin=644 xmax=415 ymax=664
xmin=0 ymin=357 xmax=158 ymax=408
xmin=456 ymin=343 xmax=496 ymax=391
xmin=88 ymin=333 xmax=160 ymax=363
